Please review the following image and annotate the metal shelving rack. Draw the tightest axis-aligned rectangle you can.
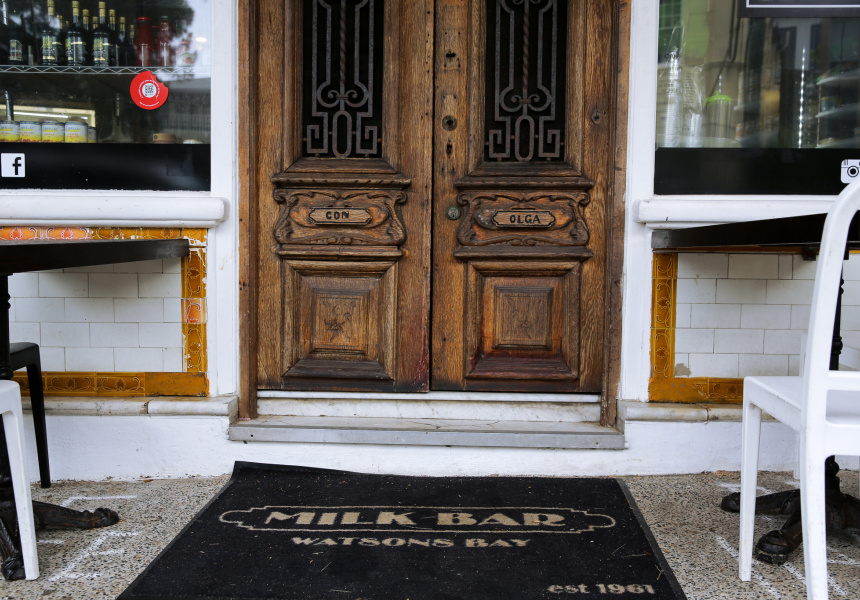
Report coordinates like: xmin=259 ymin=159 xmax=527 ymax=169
xmin=0 ymin=65 xmax=210 ymax=75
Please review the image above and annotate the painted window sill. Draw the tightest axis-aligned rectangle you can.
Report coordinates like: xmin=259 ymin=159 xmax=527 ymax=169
xmin=635 ymin=196 xmax=836 ymax=230
xmin=0 ymin=193 xmax=226 ymax=228
xmin=22 ymin=395 xmax=238 ymax=420
xmin=619 ymin=400 xmax=774 ymax=423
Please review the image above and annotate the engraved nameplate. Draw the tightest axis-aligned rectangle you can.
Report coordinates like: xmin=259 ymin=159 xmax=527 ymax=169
xmin=309 ymin=208 xmax=372 ymax=225
xmin=492 ymin=210 xmax=555 ymax=228
xmin=456 ymin=191 xmax=590 ymax=247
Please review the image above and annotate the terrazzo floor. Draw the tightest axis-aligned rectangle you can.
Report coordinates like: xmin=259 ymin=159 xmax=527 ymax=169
xmin=0 ymin=470 xmax=856 ymax=599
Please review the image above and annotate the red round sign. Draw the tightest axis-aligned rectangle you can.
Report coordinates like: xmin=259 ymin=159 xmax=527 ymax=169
xmin=130 ymin=71 xmax=169 ymax=110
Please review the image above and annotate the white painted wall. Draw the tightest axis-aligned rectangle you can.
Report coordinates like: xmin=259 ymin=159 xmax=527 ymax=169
xmin=21 ymin=413 xmax=798 ymax=481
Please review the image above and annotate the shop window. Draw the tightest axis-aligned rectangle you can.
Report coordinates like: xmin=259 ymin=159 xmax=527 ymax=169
xmin=0 ymin=0 xmax=210 ymax=190
xmin=655 ymin=0 xmax=860 ymax=195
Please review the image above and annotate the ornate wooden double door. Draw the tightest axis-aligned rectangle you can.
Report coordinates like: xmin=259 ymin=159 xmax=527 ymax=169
xmin=251 ymin=0 xmax=619 ymax=395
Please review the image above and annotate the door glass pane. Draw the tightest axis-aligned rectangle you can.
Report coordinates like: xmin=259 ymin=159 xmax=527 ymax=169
xmin=302 ymin=0 xmax=384 ymax=159
xmin=0 ymin=0 xmax=211 ymax=190
xmin=484 ymin=0 xmax=567 ymax=163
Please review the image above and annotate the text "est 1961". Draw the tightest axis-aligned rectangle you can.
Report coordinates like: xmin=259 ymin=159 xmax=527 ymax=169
xmin=548 ymin=584 xmax=657 ymax=595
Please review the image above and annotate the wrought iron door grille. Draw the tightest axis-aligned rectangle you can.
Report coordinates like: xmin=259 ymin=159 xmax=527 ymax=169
xmin=485 ymin=0 xmax=567 ymax=163
xmin=302 ymin=0 xmax=384 ymax=159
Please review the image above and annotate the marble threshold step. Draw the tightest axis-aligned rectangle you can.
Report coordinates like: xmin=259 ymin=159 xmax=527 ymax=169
xmin=230 ymin=393 xmax=623 ymax=449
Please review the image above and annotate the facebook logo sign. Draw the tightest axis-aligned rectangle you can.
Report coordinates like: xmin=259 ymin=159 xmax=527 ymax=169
xmin=1 ymin=154 xmax=25 ymax=178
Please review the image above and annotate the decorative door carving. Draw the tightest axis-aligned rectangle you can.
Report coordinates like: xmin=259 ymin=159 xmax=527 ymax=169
xmin=250 ymin=0 xmax=620 ymax=397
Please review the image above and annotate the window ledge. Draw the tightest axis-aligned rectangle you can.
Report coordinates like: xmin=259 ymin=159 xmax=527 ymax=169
xmin=619 ymin=400 xmax=775 ymax=423
xmin=22 ymin=395 xmax=238 ymax=420
xmin=0 ymin=193 xmax=226 ymax=228
xmin=635 ymin=196 xmax=836 ymax=229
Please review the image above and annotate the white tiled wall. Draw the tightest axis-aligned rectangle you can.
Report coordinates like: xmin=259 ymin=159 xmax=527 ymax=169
xmin=674 ymin=253 xmax=860 ymax=378
xmin=8 ymin=259 xmax=183 ymax=372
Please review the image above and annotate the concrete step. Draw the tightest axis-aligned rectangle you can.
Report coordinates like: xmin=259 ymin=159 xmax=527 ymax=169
xmin=229 ymin=414 xmax=624 ymax=449
xmin=255 ymin=392 xmax=602 ymax=422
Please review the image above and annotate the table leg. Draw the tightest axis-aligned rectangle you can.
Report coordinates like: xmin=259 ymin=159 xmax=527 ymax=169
xmin=0 ymin=274 xmax=119 ymax=580
xmin=0 ymin=275 xmax=14 ymax=380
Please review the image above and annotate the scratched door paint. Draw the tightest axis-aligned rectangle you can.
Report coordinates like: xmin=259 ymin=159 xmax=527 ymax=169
xmin=252 ymin=0 xmax=617 ymax=394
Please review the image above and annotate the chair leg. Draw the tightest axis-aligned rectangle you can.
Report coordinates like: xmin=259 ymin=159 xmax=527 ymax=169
xmin=801 ymin=443 xmax=829 ymax=600
xmin=26 ymin=362 xmax=50 ymax=489
xmin=2 ymin=409 xmax=39 ymax=580
xmin=739 ymin=400 xmax=762 ymax=581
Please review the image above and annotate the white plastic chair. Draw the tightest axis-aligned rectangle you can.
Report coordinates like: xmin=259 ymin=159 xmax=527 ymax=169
xmin=0 ymin=380 xmax=39 ymax=579
xmin=739 ymin=178 xmax=860 ymax=599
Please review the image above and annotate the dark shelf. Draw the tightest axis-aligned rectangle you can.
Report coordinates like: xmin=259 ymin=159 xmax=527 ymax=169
xmin=0 ymin=142 xmax=210 ymax=191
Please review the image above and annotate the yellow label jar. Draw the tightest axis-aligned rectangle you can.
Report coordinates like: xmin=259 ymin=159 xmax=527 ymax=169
xmin=64 ymin=120 xmax=88 ymax=143
xmin=0 ymin=121 xmax=20 ymax=142
xmin=18 ymin=121 xmax=42 ymax=143
xmin=41 ymin=120 xmax=64 ymax=142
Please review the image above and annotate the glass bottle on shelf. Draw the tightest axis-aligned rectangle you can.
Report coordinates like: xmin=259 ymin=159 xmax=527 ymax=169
xmin=92 ymin=1 xmax=115 ymax=66
xmin=3 ymin=0 xmax=30 ymax=65
xmin=108 ymin=8 xmax=117 ymax=63
xmin=176 ymin=36 xmax=195 ymax=66
xmin=134 ymin=15 xmax=153 ymax=66
xmin=101 ymin=92 xmax=134 ymax=142
xmin=81 ymin=8 xmax=91 ymax=63
xmin=127 ymin=20 xmax=135 ymax=64
xmin=65 ymin=0 xmax=88 ymax=66
xmin=157 ymin=15 xmax=173 ymax=67
xmin=116 ymin=15 xmax=131 ymax=66
xmin=40 ymin=0 xmax=60 ymax=65
xmin=56 ymin=12 xmax=66 ymax=64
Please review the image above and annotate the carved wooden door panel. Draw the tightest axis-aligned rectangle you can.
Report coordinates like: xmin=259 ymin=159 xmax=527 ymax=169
xmin=431 ymin=0 xmax=614 ymax=392
xmin=252 ymin=0 xmax=616 ymax=395
xmin=253 ymin=0 xmax=433 ymax=392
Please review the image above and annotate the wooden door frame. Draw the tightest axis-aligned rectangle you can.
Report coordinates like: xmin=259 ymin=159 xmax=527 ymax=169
xmin=238 ymin=0 xmax=630 ymax=426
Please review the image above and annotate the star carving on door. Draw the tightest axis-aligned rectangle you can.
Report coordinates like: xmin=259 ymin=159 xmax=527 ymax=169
xmin=321 ymin=298 xmax=357 ymax=343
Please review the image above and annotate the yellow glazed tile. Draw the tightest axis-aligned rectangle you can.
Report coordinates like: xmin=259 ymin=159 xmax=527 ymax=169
xmin=95 ymin=373 xmax=146 ymax=396
xmin=12 ymin=373 xmax=30 ymax=393
xmin=44 ymin=373 xmax=97 ymax=396
xmin=140 ymin=228 xmax=182 ymax=240
xmin=183 ymin=324 xmax=207 ymax=373
xmin=146 ymin=372 xmax=208 ymax=397
xmin=182 ymin=228 xmax=207 ymax=246
xmin=182 ymin=249 xmax=206 ymax=298
xmin=91 ymin=228 xmax=120 ymax=240
xmin=182 ymin=298 xmax=206 ymax=324
xmin=0 ymin=227 xmax=42 ymax=240
xmin=42 ymin=227 xmax=90 ymax=240
xmin=649 ymin=251 xmax=743 ymax=404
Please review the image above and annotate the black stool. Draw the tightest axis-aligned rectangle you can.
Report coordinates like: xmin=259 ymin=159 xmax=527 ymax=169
xmin=10 ymin=342 xmax=49 ymax=488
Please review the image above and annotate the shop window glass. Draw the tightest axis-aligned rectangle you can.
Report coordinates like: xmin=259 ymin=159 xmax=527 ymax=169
xmin=0 ymin=0 xmax=210 ymax=190
xmin=655 ymin=0 xmax=860 ymax=195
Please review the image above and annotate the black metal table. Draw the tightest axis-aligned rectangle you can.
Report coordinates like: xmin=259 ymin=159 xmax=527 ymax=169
xmin=653 ymin=211 xmax=860 ymax=564
xmin=0 ymin=238 xmax=190 ymax=579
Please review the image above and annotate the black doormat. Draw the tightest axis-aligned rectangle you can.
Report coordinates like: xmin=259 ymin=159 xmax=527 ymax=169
xmin=118 ymin=462 xmax=686 ymax=600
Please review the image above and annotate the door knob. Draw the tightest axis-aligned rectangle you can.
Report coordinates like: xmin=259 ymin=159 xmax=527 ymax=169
xmin=446 ymin=206 xmax=462 ymax=220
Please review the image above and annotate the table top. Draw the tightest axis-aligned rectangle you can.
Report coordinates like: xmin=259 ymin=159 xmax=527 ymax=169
xmin=651 ymin=211 xmax=860 ymax=250
xmin=0 ymin=239 xmax=190 ymax=274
